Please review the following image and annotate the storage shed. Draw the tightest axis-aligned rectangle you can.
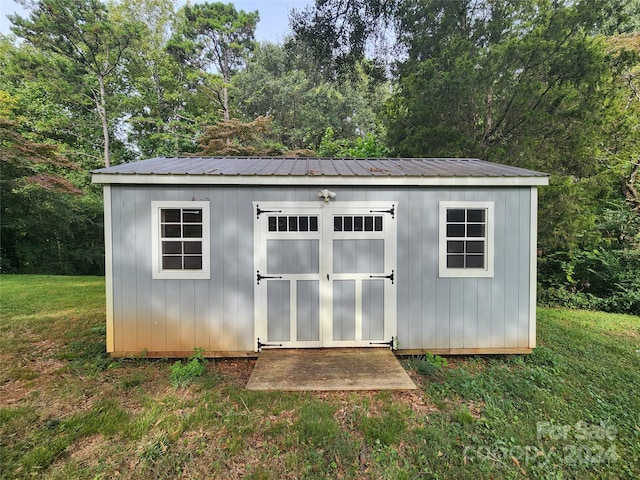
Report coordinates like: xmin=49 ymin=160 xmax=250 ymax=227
xmin=92 ymin=157 xmax=548 ymax=357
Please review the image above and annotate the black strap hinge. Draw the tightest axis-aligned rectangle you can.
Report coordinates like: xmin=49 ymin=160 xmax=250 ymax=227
xmin=257 ymin=270 xmax=283 ymax=284
xmin=257 ymin=338 xmax=283 ymax=352
xmin=370 ymin=205 xmax=395 ymax=218
xmin=369 ymin=336 xmax=397 ymax=350
xmin=256 ymin=204 xmax=282 ymax=218
xmin=369 ymin=270 xmax=395 ymax=284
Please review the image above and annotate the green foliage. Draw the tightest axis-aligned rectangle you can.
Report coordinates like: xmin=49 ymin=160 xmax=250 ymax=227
xmin=360 ymin=406 xmax=407 ymax=445
xmin=295 ymin=400 xmax=341 ymax=447
xmin=451 ymin=405 xmax=475 ymax=426
xmin=538 ymin=248 xmax=640 ymax=314
xmin=317 ymin=127 xmax=388 ymax=158
xmin=9 ymin=0 xmax=142 ymax=167
xmin=289 ymin=0 xmax=396 ymax=80
xmin=234 ymin=42 xmax=389 ymax=150
xmin=197 ymin=116 xmax=291 ymax=156
xmin=169 ymin=348 xmax=207 ymax=388
xmin=168 ymin=2 xmax=259 ymax=120
xmin=114 ymin=0 xmax=209 ymax=158
xmin=0 ymin=106 xmax=105 ymax=275
xmin=538 ymin=178 xmax=640 ymax=315
xmin=538 ymin=176 xmax=604 ymax=252
xmin=404 ymin=352 xmax=448 ymax=377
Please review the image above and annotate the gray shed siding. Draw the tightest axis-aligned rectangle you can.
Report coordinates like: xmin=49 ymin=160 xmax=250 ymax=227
xmin=107 ymin=184 xmax=533 ymax=354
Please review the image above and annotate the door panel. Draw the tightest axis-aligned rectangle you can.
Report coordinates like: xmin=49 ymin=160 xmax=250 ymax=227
xmin=333 ymin=239 xmax=384 ymax=273
xmin=362 ymin=279 xmax=385 ymax=341
xmin=267 ymin=280 xmax=290 ymax=342
xmin=296 ymin=280 xmax=320 ymax=341
xmin=267 ymin=239 xmax=319 ymax=274
xmin=333 ymin=280 xmax=356 ymax=341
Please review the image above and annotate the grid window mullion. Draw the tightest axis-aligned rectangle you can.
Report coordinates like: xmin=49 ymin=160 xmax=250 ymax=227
xmin=446 ymin=208 xmax=486 ymax=269
xmin=160 ymin=208 xmax=203 ymax=271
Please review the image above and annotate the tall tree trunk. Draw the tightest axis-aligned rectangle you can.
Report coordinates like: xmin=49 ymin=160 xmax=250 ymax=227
xmin=622 ymin=159 xmax=640 ymax=212
xmin=97 ymin=74 xmax=111 ymax=167
xmin=223 ymin=84 xmax=230 ymax=121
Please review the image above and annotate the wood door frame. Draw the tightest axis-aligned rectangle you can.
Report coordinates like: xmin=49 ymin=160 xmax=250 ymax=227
xmin=321 ymin=202 xmax=397 ymax=347
xmin=253 ymin=201 xmax=398 ymax=351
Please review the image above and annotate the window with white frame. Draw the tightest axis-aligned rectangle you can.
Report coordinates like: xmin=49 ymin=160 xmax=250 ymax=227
xmin=439 ymin=201 xmax=494 ymax=278
xmin=151 ymin=201 xmax=210 ymax=279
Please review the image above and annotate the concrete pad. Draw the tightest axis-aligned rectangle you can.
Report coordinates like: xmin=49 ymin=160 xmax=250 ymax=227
xmin=246 ymin=348 xmax=417 ymax=391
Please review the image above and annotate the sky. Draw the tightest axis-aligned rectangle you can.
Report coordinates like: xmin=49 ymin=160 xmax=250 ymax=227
xmin=0 ymin=0 xmax=314 ymax=43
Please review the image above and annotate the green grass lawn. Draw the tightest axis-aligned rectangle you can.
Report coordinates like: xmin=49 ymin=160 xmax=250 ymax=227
xmin=1 ymin=275 xmax=639 ymax=479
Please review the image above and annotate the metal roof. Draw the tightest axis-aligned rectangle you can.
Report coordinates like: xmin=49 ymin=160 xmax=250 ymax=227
xmin=92 ymin=157 xmax=549 ymax=187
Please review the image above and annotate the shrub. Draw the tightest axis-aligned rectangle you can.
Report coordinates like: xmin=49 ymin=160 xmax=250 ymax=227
xmin=169 ymin=348 xmax=207 ymax=388
xmin=538 ymin=248 xmax=640 ymax=314
xmin=404 ymin=352 xmax=448 ymax=377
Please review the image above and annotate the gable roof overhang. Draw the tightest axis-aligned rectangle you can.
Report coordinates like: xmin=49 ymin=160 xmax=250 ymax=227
xmin=91 ymin=156 xmax=550 ymax=187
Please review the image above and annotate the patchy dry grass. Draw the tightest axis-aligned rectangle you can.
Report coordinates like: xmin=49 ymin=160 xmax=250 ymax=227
xmin=1 ymin=275 xmax=639 ymax=479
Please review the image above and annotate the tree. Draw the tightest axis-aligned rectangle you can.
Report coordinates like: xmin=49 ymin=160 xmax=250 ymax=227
xmin=168 ymin=2 xmax=259 ymax=121
xmin=113 ymin=0 xmax=207 ymax=157
xmin=317 ymin=127 xmax=389 ymax=158
xmin=603 ymin=33 xmax=640 ymax=213
xmin=234 ymin=42 xmax=389 ymax=150
xmin=292 ymin=0 xmax=640 ymax=314
xmin=290 ymin=0 xmax=398 ymax=79
xmin=197 ymin=116 xmax=287 ymax=156
xmin=0 ymin=115 xmax=94 ymax=273
xmin=10 ymin=0 xmax=140 ymax=167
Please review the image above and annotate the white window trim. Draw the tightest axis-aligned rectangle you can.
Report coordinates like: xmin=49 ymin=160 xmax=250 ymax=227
xmin=151 ymin=201 xmax=210 ymax=280
xmin=439 ymin=201 xmax=494 ymax=278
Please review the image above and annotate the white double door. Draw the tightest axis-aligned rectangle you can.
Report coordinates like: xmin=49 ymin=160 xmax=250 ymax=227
xmin=254 ymin=201 xmax=397 ymax=349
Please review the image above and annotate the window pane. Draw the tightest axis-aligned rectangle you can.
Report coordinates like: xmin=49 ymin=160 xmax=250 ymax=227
xmin=334 ymin=217 xmax=342 ymax=232
xmin=354 ymin=216 xmax=363 ymax=231
xmin=162 ymin=225 xmax=181 ymax=238
xmin=289 ymin=216 xmax=298 ymax=231
xmin=364 ymin=216 xmax=374 ymax=231
xmin=161 ymin=209 xmax=180 ymax=222
xmin=184 ymin=241 xmax=202 ymax=254
xmin=447 ymin=255 xmax=465 ymax=268
xmin=162 ymin=241 xmax=182 ymax=254
xmin=268 ymin=217 xmax=277 ymax=232
xmin=182 ymin=209 xmax=202 ymax=223
xmin=184 ymin=256 xmax=203 ymax=270
xmin=466 ymin=255 xmax=485 ymax=268
xmin=447 ymin=209 xmax=465 ymax=222
xmin=162 ymin=256 xmax=182 ymax=269
xmin=447 ymin=241 xmax=464 ymax=253
xmin=183 ymin=225 xmax=202 ymax=238
xmin=310 ymin=217 xmax=318 ymax=231
xmin=299 ymin=217 xmax=309 ymax=231
xmin=374 ymin=216 xmax=383 ymax=231
xmin=344 ymin=217 xmax=353 ymax=231
xmin=466 ymin=241 xmax=485 ymax=253
xmin=467 ymin=224 xmax=485 ymax=237
xmin=467 ymin=209 xmax=485 ymax=222
xmin=278 ymin=216 xmax=287 ymax=231
xmin=447 ymin=224 xmax=465 ymax=237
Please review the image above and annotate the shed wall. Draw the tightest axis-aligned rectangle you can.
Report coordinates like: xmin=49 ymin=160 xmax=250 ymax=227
xmin=107 ymin=185 xmax=533 ymax=354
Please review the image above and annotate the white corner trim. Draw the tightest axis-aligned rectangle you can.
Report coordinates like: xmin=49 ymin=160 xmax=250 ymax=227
xmin=151 ymin=200 xmax=211 ymax=280
xmin=438 ymin=201 xmax=495 ymax=278
xmin=103 ymin=185 xmax=115 ymax=353
xmin=529 ymin=187 xmax=538 ymax=348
